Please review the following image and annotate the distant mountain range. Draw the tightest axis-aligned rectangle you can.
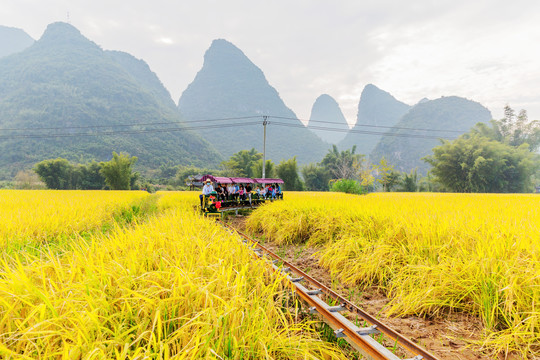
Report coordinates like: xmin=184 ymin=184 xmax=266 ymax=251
xmin=0 ymin=25 xmax=34 ymax=58
xmin=308 ymin=94 xmax=349 ymax=144
xmin=178 ymin=39 xmax=329 ymax=164
xmin=0 ymin=22 xmax=220 ymax=179
xmin=0 ymin=21 xmax=495 ymax=180
xmin=334 ymin=85 xmax=491 ymax=173
xmin=370 ymin=96 xmax=492 ymax=173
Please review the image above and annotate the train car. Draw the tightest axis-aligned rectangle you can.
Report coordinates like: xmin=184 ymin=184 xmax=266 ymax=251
xmin=198 ymin=175 xmax=284 ymax=217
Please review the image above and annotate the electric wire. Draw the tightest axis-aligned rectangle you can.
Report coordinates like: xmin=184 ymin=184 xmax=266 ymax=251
xmin=0 ymin=121 xmax=262 ymax=140
xmin=0 ymin=115 xmax=260 ymax=132
xmin=0 ymin=115 xmax=463 ymax=141
xmin=0 ymin=115 xmax=467 ymax=135
xmin=270 ymin=121 xmax=457 ymax=140
xmin=270 ymin=115 xmax=467 ymax=133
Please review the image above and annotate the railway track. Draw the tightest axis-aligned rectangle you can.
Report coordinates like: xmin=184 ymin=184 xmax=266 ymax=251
xmin=220 ymin=221 xmax=440 ymax=360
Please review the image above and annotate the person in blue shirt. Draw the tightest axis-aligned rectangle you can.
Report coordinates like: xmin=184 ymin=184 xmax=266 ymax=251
xmin=200 ymin=179 xmax=214 ymax=208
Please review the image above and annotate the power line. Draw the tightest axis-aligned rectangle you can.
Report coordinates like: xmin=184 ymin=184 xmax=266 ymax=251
xmin=0 ymin=116 xmax=260 ymax=132
xmin=0 ymin=121 xmax=262 ymax=140
xmin=269 ymin=115 xmax=467 ymax=134
xmin=0 ymin=114 xmax=469 ymax=135
xmin=0 ymin=114 xmax=464 ymax=141
xmin=270 ymin=121 xmax=457 ymax=140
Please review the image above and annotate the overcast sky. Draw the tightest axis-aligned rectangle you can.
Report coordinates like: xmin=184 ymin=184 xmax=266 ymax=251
xmin=3 ymin=0 xmax=540 ymax=125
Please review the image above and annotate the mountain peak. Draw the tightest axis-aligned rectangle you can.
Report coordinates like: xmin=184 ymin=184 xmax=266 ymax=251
xmin=202 ymin=38 xmax=259 ymax=75
xmin=308 ymin=94 xmax=349 ymax=144
xmin=40 ymin=22 xmax=82 ymax=41
xmin=36 ymin=22 xmax=100 ymax=52
xmin=178 ymin=39 xmax=329 ymax=163
xmin=209 ymin=38 xmax=237 ymax=49
xmin=206 ymin=39 xmax=245 ymax=58
xmin=338 ymin=85 xmax=410 ymax=154
xmin=315 ymin=94 xmax=334 ymax=102
xmin=357 ymin=84 xmax=410 ymax=116
xmin=363 ymin=83 xmax=379 ymax=91
xmin=0 ymin=25 xmax=34 ymax=58
xmin=360 ymin=83 xmax=396 ymax=102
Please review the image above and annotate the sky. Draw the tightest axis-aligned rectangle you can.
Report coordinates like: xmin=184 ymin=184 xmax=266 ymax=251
xmin=3 ymin=0 xmax=540 ymax=126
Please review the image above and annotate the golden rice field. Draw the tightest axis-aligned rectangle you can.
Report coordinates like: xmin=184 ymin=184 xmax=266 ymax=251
xmin=0 ymin=190 xmax=150 ymax=250
xmin=0 ymin=190 xmax=348 ymax=359
xmin=246 ymin=192 xmax=540 ymax=358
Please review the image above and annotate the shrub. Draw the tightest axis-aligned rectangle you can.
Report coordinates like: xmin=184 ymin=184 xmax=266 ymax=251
xmin=329 ymin=179 xmax=366 ymax=195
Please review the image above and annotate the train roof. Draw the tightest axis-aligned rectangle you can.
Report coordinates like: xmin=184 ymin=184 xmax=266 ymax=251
xmin=199 ymin=175 xmax=284 ymax=184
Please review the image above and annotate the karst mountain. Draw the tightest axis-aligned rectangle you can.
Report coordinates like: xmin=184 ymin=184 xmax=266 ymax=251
xmin=307 ymin=94 xmax=349 ymax=144
xmin=0 ymin=25 xmax=34 ymax=58
xmin=370 ymin=96 xmax=492 ymax=173
xmin=338 ymin=84 xmax=411 ymax=155
xmin=178 ymin=39 xmax=329 ymax=164
xmin=0 ymin=22 xmax=220 ymax=178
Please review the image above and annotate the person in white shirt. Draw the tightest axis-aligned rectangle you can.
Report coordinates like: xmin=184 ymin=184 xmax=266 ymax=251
xmin=200 ymin=180 xmax=214 ymax=207
xmin=228 ymin=184 xmax=236 ymax=200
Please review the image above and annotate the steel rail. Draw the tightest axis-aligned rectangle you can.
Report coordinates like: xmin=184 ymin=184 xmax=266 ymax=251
xmin=220 ymin=221 xmax=440 ymax=360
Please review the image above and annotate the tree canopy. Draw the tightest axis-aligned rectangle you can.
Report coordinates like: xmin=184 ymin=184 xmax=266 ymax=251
xmin=302 ymin=163 xmax=331 ymax=191
xmin=424 ymin=134 xmax=538 ymax=193
xmin=34 ymin=158 xmax=107 ymax=190
xmin=34 ymin=158 xmax=75 ymax=190
xmin=220 ymin=148 xmax=262 ymax=177
xmin=100 ymin=152 xmax=138 ymax=190
xmin=276 ymin=157 xmax=303 ymax=191
xmin=471 ymin=105 xmax=540 ymax=151
xmin=320 ymin=145 xmax=364 ymax=180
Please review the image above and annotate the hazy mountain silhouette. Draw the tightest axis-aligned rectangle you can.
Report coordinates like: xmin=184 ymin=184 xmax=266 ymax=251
xmin=370 ymin=96 xmax=492 ymax=173
xmin=0 ymin=22 xmax=221 ymax=179
xmin=0 ymin=25 xmax=34 ymax=58
xmin=178 ymin=39 xmax=329 ymax=164
xmin=307 ymin=94 xmax=349 ymax=144
xmin=338 ymin=84 xmax=411 ymax=155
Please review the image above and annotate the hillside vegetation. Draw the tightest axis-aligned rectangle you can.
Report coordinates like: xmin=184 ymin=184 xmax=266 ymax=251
xmin=0 ymin=22 xmax=221 ymax=179
xmin=371 ymin=96 xmax=492 ymax=173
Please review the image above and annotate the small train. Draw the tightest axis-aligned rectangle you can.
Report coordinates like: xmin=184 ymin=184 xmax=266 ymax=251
xmin=196 ymin=175 xmax=284 ymax=216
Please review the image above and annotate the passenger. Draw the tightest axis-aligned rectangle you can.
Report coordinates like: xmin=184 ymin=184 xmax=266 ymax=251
xmin=255 ymin=186 xmax=261 ymax=198
xmin=222 ymin=184 xmax=229 ymax=200
xmin=266 ymin=185 xmax=273 ymax=199
xmin=276 ymin=184 xmax=282 ymax=199
xmin=238 ymin=185 xmax=245 ymax=200
xmin=234 ymin=183 xmax=240 ymax=200
xmin=227 ymin=183 xmax=235 ymax=200
xmin=218 ymin=184 xmax=228 ymax=201
xmin=271 ymin=184 xmax=277 ymax=199
xmin=200 ymin=179 xmax=214 ymax=208
xmin=246 ymin=183 xmax=252 ymax=204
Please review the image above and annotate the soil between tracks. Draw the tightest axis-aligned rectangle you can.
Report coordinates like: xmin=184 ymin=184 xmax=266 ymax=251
xmin=225 ymin=216 xmax=516 ymax=360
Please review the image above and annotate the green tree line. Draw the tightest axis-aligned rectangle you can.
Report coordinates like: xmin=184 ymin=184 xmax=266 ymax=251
xmin=34 ymin=152 xmax=139 ymax=190
xmin=29 ymin=106 xmax=540 ymax=194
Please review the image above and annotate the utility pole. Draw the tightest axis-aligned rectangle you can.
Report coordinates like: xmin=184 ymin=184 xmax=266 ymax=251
xmin=262 ymin=116 xmax=268 ymax=179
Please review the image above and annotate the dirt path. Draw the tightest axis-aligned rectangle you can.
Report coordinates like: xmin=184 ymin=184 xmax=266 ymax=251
xmin=226 ymin=216 xmax=513 ymax=360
